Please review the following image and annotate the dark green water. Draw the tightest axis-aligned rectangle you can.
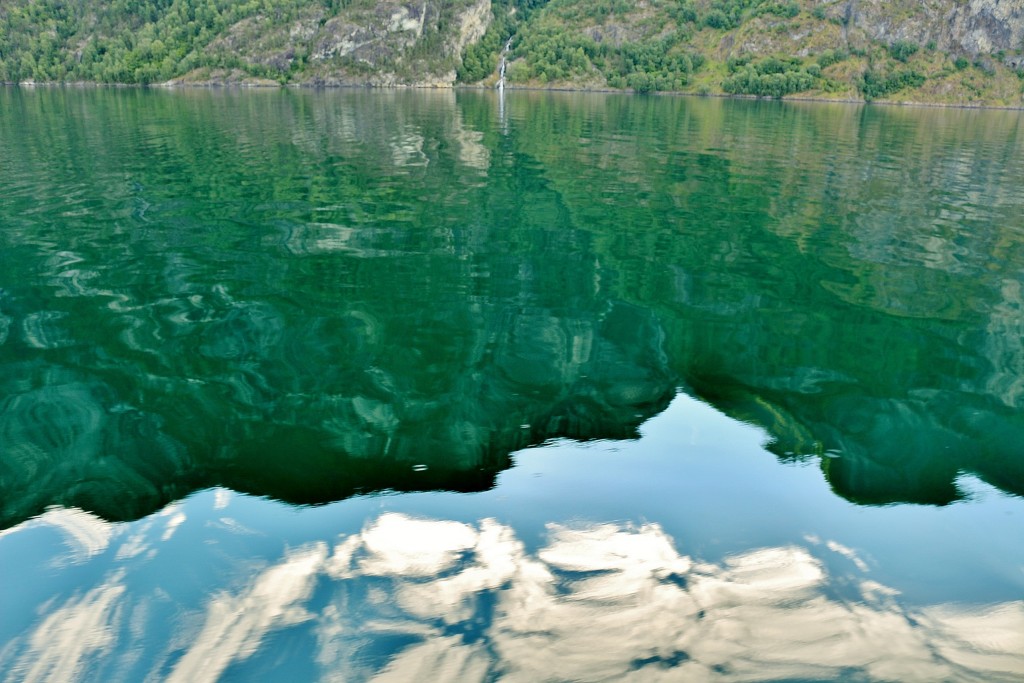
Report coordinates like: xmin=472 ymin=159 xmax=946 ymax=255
xmin=1 ymin=88 xmax=1023 ymax=681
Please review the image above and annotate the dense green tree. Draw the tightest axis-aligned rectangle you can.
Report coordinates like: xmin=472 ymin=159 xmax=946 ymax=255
xmin=859 ymin=68 xmax=926 ymax=99
xmin=722 ymin=56 xmax=819 ymax=97
xmin=888 ymin=40 xmax=919 ymax=63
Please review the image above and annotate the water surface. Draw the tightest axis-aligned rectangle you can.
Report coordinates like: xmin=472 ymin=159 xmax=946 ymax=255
xmin=1 ymin=88 xmax=1023 ymax=681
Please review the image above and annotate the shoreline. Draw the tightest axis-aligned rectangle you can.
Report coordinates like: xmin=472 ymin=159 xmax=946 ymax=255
xmin=4 ymin=79 xmax=1024 ymax=112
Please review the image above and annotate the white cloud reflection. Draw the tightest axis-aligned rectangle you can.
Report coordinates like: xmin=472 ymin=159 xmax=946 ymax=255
xmin=45 ymin=508 xmax=117 ymax=563
xmin=274 ymin=514 xmax=1024 ymax=682
xmin=15 ymin=572 xmax=126 ymax=683
xmin=0 ymin=506 xmax=118 ymax=566
xmin=3 ymin=508 xmax=1023 ymax=682
xmin=167 ymin=544 xmax=326 ymax=683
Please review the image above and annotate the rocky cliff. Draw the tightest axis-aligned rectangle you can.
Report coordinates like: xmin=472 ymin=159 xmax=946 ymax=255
xmin=178 ymin=0 xmax=493 ymax=86
xmin=844 ymin=0 xmax=1024 ymax=56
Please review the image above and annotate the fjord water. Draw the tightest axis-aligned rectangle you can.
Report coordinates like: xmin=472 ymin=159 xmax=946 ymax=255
xmin=1 ymin=88 xmax=1023 ymax=680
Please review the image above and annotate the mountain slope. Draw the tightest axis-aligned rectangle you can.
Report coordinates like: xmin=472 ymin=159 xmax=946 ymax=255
xmin=497 ymin=0 xmax=1024 ymax=105
xmin=0 ymin=0 xmax=493 ymax=86
xmin=1 ymin=0 xmax=1023 ymax=105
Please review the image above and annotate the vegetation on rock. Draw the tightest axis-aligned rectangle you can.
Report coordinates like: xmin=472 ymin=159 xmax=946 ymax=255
xmin=1 ymin=0 xmax=1023 ymax=104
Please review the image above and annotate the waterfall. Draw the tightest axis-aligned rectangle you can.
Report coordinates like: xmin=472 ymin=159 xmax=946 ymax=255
xmin=496 ymin=37 xmax=513 ymax=92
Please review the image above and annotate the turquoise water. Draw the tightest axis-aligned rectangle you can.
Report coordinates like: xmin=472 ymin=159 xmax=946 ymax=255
xmin=1 ymin=88 xmax=1023 ymax=680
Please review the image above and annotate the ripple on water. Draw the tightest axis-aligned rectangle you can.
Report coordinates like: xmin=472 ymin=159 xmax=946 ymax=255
xmin=0 ymin=376 xmax=189 ymax=526
xmin=0 ymin=381 xmax=106 ymax=480
xmin=198 ymin=302 xmax=285 ymax=361
xmin=21 ymin=311 xmax=75 ymax=349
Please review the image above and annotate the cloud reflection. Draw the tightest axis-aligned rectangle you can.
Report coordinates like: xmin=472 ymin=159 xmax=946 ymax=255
xmin=167 ymin=544 xmax=326 ymax=683
xmin=0 ymin=506 xmax=117 ymax=565
xmin=15 ymin=573 xmax=126 ymax=683
xmin=197 ymin=513 xmax=1024 ymax=682
xmin=3 ymin=507 xmax=1023 ymax=682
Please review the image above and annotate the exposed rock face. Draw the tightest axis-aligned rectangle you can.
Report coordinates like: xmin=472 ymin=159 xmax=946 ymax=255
xmin=831 ymin=0 xmax=1024 ymax=55
xmin=455 ymin=0 xmax=492 ymax=52
xmin=308 ymin=6 xmax=430 ymax=66
xmin=309 ymin=0 xmax=490 ymax=85
xmin=957 ymin=0 xmax=1024 ymax=53
xmin=186 ymin=0 xmax=491 ymax=87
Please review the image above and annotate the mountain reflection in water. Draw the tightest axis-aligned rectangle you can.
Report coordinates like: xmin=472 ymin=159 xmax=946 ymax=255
xmin=4 ymin=500 xmax=1022 ymax=683
xmin=2 ymin=89 xmax=1024 ymax=527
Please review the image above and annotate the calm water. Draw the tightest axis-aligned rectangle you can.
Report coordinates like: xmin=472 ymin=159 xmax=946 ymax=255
xmin=1 ymin=88 xmax=1023 ymax=681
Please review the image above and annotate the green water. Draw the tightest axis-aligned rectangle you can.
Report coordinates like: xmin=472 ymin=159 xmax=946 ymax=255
xmin=1 ymin=88 xmax=1023 ymax=681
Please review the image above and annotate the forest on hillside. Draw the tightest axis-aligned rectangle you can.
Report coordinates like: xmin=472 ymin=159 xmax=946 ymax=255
xmin=1 ymin=0 xmax=1023 ymax=104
